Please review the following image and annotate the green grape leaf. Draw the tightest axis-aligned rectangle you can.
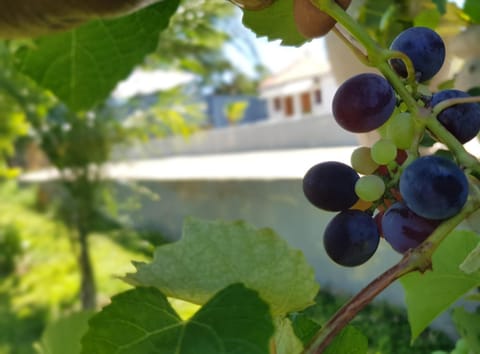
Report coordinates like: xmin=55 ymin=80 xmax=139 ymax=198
xmin=464 ymin=0 xmax=480 ymax=23
xmin=324 ymin=326 xmax=368 ymax=354
xmin=241 ymin=0 xmax=307 ymax=46
xmin=37 ymin=311 xmax=94 ymax=354
xmin=357 ymin=0 xmax=406 ymax=47
xmin=17 ymin=0 xmax=180 ymax=111
xmin=358 ymin=0 xmax=390 ymax=27
xmin=81 ymin=284 xmax=274 ymax=354
xmin=431 ymin=0 xmax=447 ymax=15
xmin=452 ymin=307 xmax=480 ymax=353
xmin=125 ymin=218 xmax=319 ymax=316
xmin=274 ymin=317 xmax=304 ymax=354
xmin=414 ymin=8 xmax=441 ymax=28
xmin=400 ymin=230 xmax=480 ymax=340
xmin=467 ymin=86 xmax=480 ymax=98
xmin=289 ymin=312 xmax=321 ymax=345
xmin=460 ymin=241 xmax=480 ymax=274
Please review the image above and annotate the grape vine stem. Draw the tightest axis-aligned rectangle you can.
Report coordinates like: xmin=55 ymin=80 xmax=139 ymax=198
xmin=302 ymin=196 xmax=479 ymax=354
xmin=303 ymin=0 xmax=480 ymax=352
xmin=432 ymin=95 xmax=480 ymax=115
xmin=313 ymin=0 xmax=480 ymax=179
xmin=302 ymin=257 xmax=415 ymax=354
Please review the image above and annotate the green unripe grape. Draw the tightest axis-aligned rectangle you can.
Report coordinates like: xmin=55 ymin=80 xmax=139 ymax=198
xmin=376 ymin=106 xmax=399 ymax=138
xmin=387 ymin=112 xmax=415 ymax=149
xmin=355 ymin=175 xmax=386 ymax=202
xmin=377 ymin=119 xmax=390 ymax=138
xmin=371 ymin=139 xmax=397 ymax=165
xmin=351 ymin=147 xmax=379 ymax=175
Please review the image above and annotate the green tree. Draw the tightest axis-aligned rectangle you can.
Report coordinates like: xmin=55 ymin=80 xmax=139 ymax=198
xmin=0 ymin=0 xmax=263 ymax=311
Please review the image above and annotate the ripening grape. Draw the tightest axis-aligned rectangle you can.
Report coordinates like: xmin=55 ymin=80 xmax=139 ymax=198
xmin=303 ymin=161 xmax=359 ymax=211
xmin=430 ymin=89 xmax=480 ymax=143
xmin=371 ymin=139 xmax=397 ymax=165
xmin=387 ymin=112 xmax=415 ymax=149
xmin=399 ymin=156 xmax=469 ymax=220
xmin=293 ymin=0 xmax=352 ymax=38
xmin=323 ymin=210 xmax=380 ymax=267
xmin=332 ymin=73 xmax=396 ymax=133
xmin=350 ymin=147 xmax=379 ymax=175
xmin=355 ymin=175 xmax=385 ymax=202
xmin=374 ymin=211 xmax=384 ymax=237
xmin=382 ymin=202 xmax=441 ymax=254
xmin=389 ymin=27 xmax=445 ymax=82
xmin=230 ymin=0 xmax=274 ymax=10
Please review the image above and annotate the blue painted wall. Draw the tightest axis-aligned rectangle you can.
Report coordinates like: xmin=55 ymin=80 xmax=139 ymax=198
xmin=205 ymin=94 xmax=268 ymax=127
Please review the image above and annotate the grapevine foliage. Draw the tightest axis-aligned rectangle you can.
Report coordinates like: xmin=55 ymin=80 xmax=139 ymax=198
xmin=81 ymin=284 xmax=275 ymax=354
xmin=15 ymin=0 xmax=181 ymax=111
xmin=8 ymin=0 xmax=480 ymax=353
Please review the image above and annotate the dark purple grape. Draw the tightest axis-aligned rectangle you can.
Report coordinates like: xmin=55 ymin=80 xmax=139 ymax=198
xmin=429 ymin=89 xmax=480 ymax=143
xmin=389 ymin=27 xmax=445 ymax=82
xmin=332 ymin=73 xmax=396 ymax=133
xmin=323 ymin=210 xmax=380 ymax=267
xmin=399 ymin=156 xmax=468 ymax=220
xmin=303 ymin=161 xmax=359 ymax=211
xmin=382 ymin=202 xmax=441 ymax=254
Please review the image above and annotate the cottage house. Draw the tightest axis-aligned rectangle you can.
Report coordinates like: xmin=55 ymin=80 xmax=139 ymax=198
xmin=259 ymin=54 xmax=336 ymax=120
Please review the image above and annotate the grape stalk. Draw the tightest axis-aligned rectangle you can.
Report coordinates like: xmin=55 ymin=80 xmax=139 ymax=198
xmin=298 ymin=0 xmax=480 ymax=352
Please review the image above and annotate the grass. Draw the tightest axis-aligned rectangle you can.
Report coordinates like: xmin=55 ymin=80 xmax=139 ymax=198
xmin=0 ymin=181 xmax=150 ymax=354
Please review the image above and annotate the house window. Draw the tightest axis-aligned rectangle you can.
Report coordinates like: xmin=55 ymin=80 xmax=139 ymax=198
xmin=284 ymin=96 xmax=294 ymax=117
xmin=273 ymin=97 xmax=282 ymax=111
xmin=314 ymin=89 xmax=322 ymax=104
xmin=300 ymin=92 xmax=312 ymax=114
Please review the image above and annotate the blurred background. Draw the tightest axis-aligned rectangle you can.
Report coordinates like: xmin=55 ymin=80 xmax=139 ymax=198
xmin=0 ymin=0 xmax=479 ymax=353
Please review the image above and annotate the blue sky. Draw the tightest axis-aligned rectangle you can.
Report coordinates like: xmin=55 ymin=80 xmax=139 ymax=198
xmin=227 ymin=0 xmax=466 ymax=76
xmin=224 ymin=8 xmax=328 ymax=76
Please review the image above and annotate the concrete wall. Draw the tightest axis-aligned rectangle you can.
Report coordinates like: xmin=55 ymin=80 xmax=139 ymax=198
xmin=114 ymin=114 xmax=358 ymax=160
xmin=112 ymin=179 xmax=406 ymax=301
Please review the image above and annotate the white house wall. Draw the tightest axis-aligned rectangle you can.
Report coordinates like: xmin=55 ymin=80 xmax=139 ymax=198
xmin=261 ymin=72 xmax=338 ymax=120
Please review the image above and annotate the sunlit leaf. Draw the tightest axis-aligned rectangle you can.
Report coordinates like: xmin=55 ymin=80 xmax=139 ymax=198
xmin=274 ymin=317 xmax=304 ymax=354
xmin=241 ymin=0 xmax=307 ymax=46
xmin=400 ymin=230 xmax=480 ymax=340
xmin=37 ymin=311 xmax=94 ymax=354
xmin=17 ymin=0 xmax=180 ymax=111
xmin=125 ymin=218 xmax=319 ymax=316
xmin=460 ymin=241 xmax=480 ymax=274
xmin=414 ymin=9 xmax=441 ymax=28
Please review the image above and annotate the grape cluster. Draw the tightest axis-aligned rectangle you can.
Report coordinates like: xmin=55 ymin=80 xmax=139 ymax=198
xmin=303 ymin=26 xmax=479 ymax=267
